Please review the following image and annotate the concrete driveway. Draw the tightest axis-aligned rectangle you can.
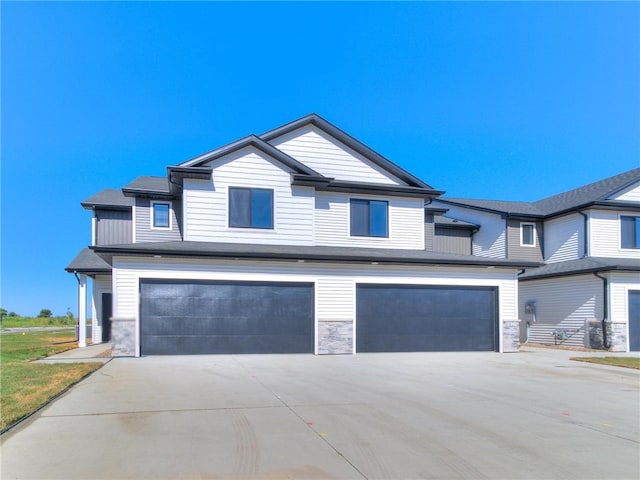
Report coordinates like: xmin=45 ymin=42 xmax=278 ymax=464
xmin=2 ymin=348 xmax=639 ymax=479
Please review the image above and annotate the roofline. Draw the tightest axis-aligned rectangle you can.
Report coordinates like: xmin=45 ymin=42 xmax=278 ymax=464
xmin=178 ymin=135 xmax=322 ymax=177
xmin=90 ymin=244 xmax=539 ymax=268
xmin=260 ymin=113 xmax=436 ymax=190
xmin=64 ymin=267 xmax=112 ymax=274
xmin=519 ymin=264 xmax=640 ymax=281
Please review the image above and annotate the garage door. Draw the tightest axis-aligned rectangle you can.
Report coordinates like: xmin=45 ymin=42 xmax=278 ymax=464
xmin=356 ymin=284 xmax=498 ymax=352
xmin=629 ymin=290 xmax=640 ymax=352
xmin=140 ymin=280 xmax=314 ymax=355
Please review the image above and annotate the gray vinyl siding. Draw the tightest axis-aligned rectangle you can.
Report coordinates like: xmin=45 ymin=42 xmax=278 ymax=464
xmin=424 ymin=214 xmax=435 ymax=251
xmin=135 ymin=198 xmax=183 ymax=243
xmin=507 ymin=219 xmax=544 ymax=262
xmin=433 ymin=227 xmax=472 ymax=255
xmin=95 ymin=209 xmax=132 ymax=245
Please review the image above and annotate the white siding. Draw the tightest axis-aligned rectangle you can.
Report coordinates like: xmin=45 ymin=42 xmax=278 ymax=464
xmin=608 ymin=272 xmax=640 ymax=325
xmin=590 ymin=209 xmax=640 ymax=259
xmin=432 ymin=203 xmax=506 ymax=258
xmin=544 ymin=213 xmax=583 ymax=263
xmin=269 ymin=125 xmax=406 ymax=185
xmin=607 ymin=181 xmax=640 ymax=202
xmin=112 ymin=256 xmax=519 ymax=354
xmin=314 ymin=192 xmax=424 ymax=249
xmin=183 ymin=146 xmax=314 ymax=245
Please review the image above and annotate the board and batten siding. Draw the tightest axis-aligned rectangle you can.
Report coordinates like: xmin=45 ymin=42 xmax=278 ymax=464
xmin=183 ymin=146 xmax=314 ymax=245
xmin=112 ymin=256 xmax=519 ymax=355
xmin=590 ymin=209 xmax=640 ymax=259
xmin=506 ymin=219 xmax=544 ymax=262
xmin=544 ymin=213 xmax=583 ymax=263
xmin=134 ymin=198 xmax=182 ymax=243
xmin=91 ymin=275 xmax=112 ymax=344
xmin=432 ymin=203 xmax=506 ymax=258
xmin=433 ymin=227 xmax=472 ymax=255
xmin=95 ymin=209 xmax=132 ymax=245
xmin=314 ymin=192 xmax=424 ymax=249
xmin=608 ymin=181 xmax=640 ymax=202
xmin=268 ymin=125 xmax=406 ymax=185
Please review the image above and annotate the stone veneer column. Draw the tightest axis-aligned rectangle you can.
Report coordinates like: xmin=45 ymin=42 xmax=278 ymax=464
xmin=111 ymin=317 xmax=137 ymax=356
xmin=318 ymin=320 xmax=353 ymax=354
xmin=606 ymin=322 xmax=628 ymax=352
xmin=502 ymin=320 xmax=520 ymax=352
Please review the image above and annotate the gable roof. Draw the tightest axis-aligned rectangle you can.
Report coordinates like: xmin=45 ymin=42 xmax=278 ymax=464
xmin=177 ymin=134 xmax=321 ymax=177
xmin=440 ymin=168 xmax=640 ymax=218
xmin=81 ymin=188 xmax=132 ymax=210
xmin=260 ymin=113 xmax=438 ymax=191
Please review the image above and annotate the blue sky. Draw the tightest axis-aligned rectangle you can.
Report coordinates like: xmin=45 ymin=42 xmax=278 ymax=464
xmin=2 ymin=1 xmax=639 ymax=317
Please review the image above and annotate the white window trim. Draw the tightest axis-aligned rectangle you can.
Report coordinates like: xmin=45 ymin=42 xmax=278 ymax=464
xmin=150 ymin=201 xmax=172 ymax=230
xmin=347 ymin=196 xmax=390 ymax=239
xmin=520 ymin=222 xmax=536 ymax=247
xmin=226 ymin=186 xmax=276 ymax=232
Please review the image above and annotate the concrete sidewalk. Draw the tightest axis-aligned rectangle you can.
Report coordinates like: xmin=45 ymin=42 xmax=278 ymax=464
xmin=34 ymin=342 xmax=113 ymax=364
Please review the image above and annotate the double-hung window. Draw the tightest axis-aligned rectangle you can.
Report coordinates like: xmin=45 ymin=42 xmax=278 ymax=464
xmin=620 ymin=215 xmax=640 ymax=249
xmin=350 ymin=199 xmax=388 ymax=237
xmin=229 ymin=187 xmax=274 ymax=229
xmin=151 ymin=202 xmax=171 ymax=229
xmin=521 ymin=223 xmax=536 ymax=247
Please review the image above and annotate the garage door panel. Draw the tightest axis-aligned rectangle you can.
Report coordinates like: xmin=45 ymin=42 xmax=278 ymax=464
xmin=140 ymin=280 xmax=314 ymax=355
xmin=357 ymin=284 xmax=497 ymax=352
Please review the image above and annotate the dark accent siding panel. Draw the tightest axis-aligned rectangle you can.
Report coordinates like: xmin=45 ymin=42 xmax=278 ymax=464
xmin=506 ymin=219 xmax=544 ymax=262
xmin=96 ymin=209 xmax=132 ymax=245
xmin=629 ymin=290 xmax=640 ymax=351
xmin=433 ymin=227 xmax=472 ymax=255
xmin=140 ymin=280 xmax=314 ymax=355
xmin=424 ymin=214 xmax=434 ymax=251
xmin=356 ymin=284 xmax=498 ymax=352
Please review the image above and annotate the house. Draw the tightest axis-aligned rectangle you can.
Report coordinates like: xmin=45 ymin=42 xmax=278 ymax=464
xmin=433 ymin=168 xmax=640 ymax=351
xmin=66 ymin=114 xmax=539 ymax=356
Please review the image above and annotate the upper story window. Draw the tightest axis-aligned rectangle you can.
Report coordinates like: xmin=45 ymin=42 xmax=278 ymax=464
xmin=620 ymin=215 xmax=640 ymax=249
xmin=350 ymin=199 xmax=388 ymax=237
xmin=229 ymin=187 xmax=273 ymax=229
xmin=151 ymin=202 xmax=171 ymax=229
xmin=521 ymin=223 xmax=536 ymax=247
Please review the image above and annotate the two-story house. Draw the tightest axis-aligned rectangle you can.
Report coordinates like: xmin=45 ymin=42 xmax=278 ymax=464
xmin=66 ymin=114 xmax=538 ymax=356
xmin=434 ymin=168 xmax=640 ymax=352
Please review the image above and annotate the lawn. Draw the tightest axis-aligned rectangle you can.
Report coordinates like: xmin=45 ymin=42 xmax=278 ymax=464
xmin=1 ymin=315 xmax=88 ymax=329
xmin=0 ymin=330 xmax=102 ymax=432
xmin=570 ymin=356 xmax=640 ymax=369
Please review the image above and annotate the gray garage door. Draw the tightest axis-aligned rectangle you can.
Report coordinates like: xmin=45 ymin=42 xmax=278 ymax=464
xmin=356 ymin=284 xmax=498 ymax=352
xmin=140 ymin=280 xmax=314 ymax=355
xmin=629 ymin=290 xmax=640 ymax=352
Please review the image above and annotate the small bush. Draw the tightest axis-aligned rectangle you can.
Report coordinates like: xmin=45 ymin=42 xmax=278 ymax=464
xmin=38 ymin=309 xmax=53 ymax=318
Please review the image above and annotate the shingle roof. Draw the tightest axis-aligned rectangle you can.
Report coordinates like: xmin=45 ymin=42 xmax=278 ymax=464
xmin=519 ymin=257 xmax=640 ymax=281
xmin=434 ymin=216 xmax=479 ymax=229
xmin=122 ymin=176 xmax=171 ymax=196
xmin=91 ymin=241 xmax=540 ymax=268
xmin=65 ymin=248 xmax=113 ymax=273
xmin=81 ymin=189 xmax=132 ymax=210
xmin=441 ymin=168 xmax=640 ymax=218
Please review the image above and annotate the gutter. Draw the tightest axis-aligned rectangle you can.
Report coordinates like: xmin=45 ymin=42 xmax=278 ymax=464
xmin=578 ymin=211 xmax=588 ymax=258
xmin=593 ymin=272 xmax=609 ymax=349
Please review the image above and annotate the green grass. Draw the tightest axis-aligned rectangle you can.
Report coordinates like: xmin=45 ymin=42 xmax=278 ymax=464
xmin=570 ymin=356 xmax=640 ymax=369
xmin=0 ymin=330 xmax=102 ymax=432
xmin=0 ymin=315 xmax=89 ymax=329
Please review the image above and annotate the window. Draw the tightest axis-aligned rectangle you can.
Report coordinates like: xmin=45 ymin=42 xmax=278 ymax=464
xmin=229 ymin=187 xmax=273 ymax=229
xmin=152 ymin=202 xmax=170 ymax=229
xmin=350 ymin=199 xmax=388 ymax=237
xmin=621 ymin=215 xmax=640 ymax=249
xmin=521 ymin=223 xmax=536 ymax=246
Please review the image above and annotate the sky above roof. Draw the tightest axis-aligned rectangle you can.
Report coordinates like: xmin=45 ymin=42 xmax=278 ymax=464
xmin=2 ymin=2 xmax=639 ymax=316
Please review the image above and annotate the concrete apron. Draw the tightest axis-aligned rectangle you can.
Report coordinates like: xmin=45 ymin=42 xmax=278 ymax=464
xmin=1 ymin=349 xmax=639 ymax=479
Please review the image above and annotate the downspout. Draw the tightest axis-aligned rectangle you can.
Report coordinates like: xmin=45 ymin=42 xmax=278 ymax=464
xmin=578 ymin=211 xmax=588 ymax=258
xmin=593 ymin=272 xmax=609 ymax=349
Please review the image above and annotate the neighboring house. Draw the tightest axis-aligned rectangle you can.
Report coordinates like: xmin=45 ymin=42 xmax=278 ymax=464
xmin=434 ymin=168 xmax=640 ymax=352
xmin=67 ymin=114 xmax=538 ymax=356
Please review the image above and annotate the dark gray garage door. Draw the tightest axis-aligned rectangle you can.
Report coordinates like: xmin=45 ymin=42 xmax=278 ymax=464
xmin=140 ymin=280 xmax=314 ymax=355
xmin=356 ymin=284 xmax=498 ymax=352
xmin=629 ymin=290 xmax=640 ymax=352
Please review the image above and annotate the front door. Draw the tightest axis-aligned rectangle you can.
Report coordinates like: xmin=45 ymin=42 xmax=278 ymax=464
xmin=101 ymin=293 xmax=112 ymax=342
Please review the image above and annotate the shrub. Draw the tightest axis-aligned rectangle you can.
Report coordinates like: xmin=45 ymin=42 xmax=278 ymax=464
xmin=38 ymin=309 xmax=53 ymax=318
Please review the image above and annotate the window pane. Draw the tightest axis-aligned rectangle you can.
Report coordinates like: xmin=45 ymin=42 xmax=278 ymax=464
xmin=251 ymin=189 xmax=273 ymax=228
xmin=369 ymin=201 xmax=388 ymax=237
xmin=621 ymin=216 xmax=639 ymax=249
xmin=522 ymin=224 xmax=534 ymax=245
xmin=153 ymin=203 xmax=170 ymax=228
xmin=350 ymin=199 xmax=368 ymax=236
xmin=229 ymin=188 xmax=251 ymax=227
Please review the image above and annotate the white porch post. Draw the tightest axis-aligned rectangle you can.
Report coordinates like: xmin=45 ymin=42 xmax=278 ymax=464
xmin=78 ymin=274 xmax=87 ymax=348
